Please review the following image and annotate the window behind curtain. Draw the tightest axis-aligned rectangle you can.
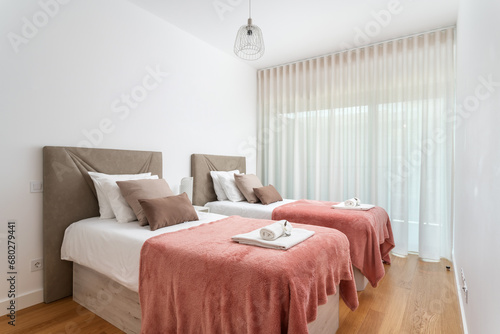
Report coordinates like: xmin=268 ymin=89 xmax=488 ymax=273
xmin=257 ymin=28 xmax=455 ymax=260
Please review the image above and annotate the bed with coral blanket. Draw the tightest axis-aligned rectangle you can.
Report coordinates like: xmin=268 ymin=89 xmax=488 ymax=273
xmin=140 ymin=215 xmax=359 ymax=334
xmin=191 ymin=154 xmax=395 ymax=289
xmin=273 ymin=200 xmax=395 ymax=288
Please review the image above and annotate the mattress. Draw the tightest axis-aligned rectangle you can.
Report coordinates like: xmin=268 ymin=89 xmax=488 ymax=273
xmin=205 ymin=199 xmax=296 ymax=219
xmin=60 ymin=212 xmax=227 ymax=292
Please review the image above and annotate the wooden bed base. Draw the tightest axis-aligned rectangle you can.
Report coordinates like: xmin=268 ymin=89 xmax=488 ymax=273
xmin=353 ymin=267 xmax=369 ymax=291
xmin=73 ymin=264 xmax=141 ymax=333
xmin=73 ymin=263 xmax=340 ymax=334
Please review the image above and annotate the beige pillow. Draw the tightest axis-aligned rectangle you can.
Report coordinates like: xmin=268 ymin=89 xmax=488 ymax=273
xmin=234 ymin=174 xmax=263 ymax=203
xmin=139 ymin=193 xmax=199 ymax=231
xmin=116 ymin=179 xmax=174 ymax=226
xmin=253 ymin=185 xmax=283 ymax=205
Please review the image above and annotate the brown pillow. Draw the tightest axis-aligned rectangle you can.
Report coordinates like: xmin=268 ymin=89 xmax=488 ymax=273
xmin=116 ymin=179 xmax=174 ymax=226
xmin=234 ymin=174 xmax=263 ymax=203
xmin=253 ymin=185 xmax=283 ymax=205
xmin=139 ymin=193 xmax=199 ymax=231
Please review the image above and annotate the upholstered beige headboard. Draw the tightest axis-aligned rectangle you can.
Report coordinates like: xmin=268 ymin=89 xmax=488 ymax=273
xmin=191 ymin=154 xmax=246 ymax=206
xmin=43 ymin=146 xmax=162 ymax=303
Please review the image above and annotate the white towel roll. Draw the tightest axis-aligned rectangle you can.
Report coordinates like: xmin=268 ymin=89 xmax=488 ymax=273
xmin=344 ymin=197 xmax=361 ymax=207
xmin=259 ymin=220 xmax=293 ymax=240
xmin=260 ymin=222 xmax=284 ymax=241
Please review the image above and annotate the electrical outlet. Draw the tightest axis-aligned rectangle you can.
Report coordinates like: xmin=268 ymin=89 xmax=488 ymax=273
xmin=30 ymin=181 xmax=43 ymax=193
xmin=31 ymin=258 xmax=43 ymax=272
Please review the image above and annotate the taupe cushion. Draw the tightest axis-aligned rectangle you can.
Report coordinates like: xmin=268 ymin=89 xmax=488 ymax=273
xmin=116 ymin=179 xmax=174 ymax=226
xmin=139 ymin=193 xmax=199 ymax=231
xmin=234 ymin=174 xmax=263 ymax=203
xmin=253 ymin=185 xmax=283 ymax=205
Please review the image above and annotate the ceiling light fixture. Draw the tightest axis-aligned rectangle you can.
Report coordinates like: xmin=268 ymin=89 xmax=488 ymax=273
xmin=234 ymin=0 xmax=264 ymax=61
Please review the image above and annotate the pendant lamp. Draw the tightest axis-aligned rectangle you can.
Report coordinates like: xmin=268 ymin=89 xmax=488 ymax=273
xmin=234 ymin=0 xmax=264 ymax=60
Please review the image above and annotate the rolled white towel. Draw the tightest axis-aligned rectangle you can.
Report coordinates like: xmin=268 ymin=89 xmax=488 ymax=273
xmin=344 ymin=197 xmax=361 ymax=207
xmin=260 ymin=222 xmax=283 ymax=240
xmin=260 ymin=220 xmax=293 ymax=240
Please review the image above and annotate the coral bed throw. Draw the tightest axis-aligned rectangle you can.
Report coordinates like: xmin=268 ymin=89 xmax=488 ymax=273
xmin=139 ymin=216 xmax=358 ymax=334
xmin=273 ymin=200 xmax=395 ymax=287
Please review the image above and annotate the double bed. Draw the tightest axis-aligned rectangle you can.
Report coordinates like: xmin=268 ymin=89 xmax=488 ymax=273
xmin=43 ymin=146 xmax=358 ymax=334
xmin=191 ymin=153 xmax=395 ymax=291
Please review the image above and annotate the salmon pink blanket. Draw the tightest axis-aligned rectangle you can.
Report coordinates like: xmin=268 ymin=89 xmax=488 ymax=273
xmin=139 ymin=216 xmax=358 ymax=334
xmin=273 ymin=200 xmax=395 ymax=287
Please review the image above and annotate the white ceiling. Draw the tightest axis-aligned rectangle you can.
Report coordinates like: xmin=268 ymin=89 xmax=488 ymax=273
xmin=127 ymin=0 xmax=459 ymax=69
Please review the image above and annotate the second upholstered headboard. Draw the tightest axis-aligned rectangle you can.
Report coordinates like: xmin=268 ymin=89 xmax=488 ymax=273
xmin=43 ymin=146 xmax=162 ymax=303
xmin=191 ymin=154 xmax=246 ymax=206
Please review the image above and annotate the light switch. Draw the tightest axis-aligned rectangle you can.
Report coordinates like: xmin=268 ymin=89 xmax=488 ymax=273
xmin=30 ymin=181 xmax=43 ymax=193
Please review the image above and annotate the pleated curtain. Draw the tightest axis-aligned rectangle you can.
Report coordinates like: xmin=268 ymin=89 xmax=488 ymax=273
xmin=257 ymin=27 xmax=455 ymax=261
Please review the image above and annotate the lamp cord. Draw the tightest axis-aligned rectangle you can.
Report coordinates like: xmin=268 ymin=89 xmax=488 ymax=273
xmin=249 ymin=0 xmax=251 ymax=19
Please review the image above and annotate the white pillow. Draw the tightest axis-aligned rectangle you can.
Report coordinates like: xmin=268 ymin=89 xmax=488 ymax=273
xmin=210 ymin=170 xmax=239 ymax=201
xmin=100 ymin=175 xmax=159 ymax=223
xmin=218 ymin=173 xmax=246 ymax=202
xmin=88 ymin=172 xmax=151 ymax=219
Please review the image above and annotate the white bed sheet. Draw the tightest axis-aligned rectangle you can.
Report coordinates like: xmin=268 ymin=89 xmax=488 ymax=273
xmin=205 ymin=199 xmax=296 ymax=219
xmin=61 ymin=212 xmax=227 ymax=292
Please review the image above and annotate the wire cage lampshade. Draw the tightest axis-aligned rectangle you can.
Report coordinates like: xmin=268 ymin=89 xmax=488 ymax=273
xmin=234 ymin=1 xmax=264 ymax=60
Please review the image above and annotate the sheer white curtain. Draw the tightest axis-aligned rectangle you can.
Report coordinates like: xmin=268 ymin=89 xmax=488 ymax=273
xmin=257 ymin=28 xmax=455 ymax=261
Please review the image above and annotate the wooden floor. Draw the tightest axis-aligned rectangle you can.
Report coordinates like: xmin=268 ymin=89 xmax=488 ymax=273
xmin=0 ymin=254 xmax=463 ymax=334
xmin=338 ymin=255 xmax=463 ymax=334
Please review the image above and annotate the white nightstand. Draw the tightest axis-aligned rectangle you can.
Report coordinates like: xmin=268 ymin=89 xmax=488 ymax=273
xmin=193 ymin=205 xmax=210 ymax=213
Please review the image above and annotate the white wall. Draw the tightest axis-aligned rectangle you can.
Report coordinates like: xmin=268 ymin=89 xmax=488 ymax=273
xmin=455 ymin=0 xmax=500 ymax=332
xmin=0 ymin=0 xmax=256 ymax=312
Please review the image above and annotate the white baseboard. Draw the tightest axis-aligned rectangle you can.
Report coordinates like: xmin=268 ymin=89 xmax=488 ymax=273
xmin=452 ymin=254 xmax=468 ymax=334
xmin=0 ymin=289 xmax=43 ymax=316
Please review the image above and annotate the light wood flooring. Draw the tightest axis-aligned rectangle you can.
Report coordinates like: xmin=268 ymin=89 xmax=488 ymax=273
xmin=338 ymin=255 xmax=463 ymax=334
xmin=0 ymin=254 xmax=463 ymax=334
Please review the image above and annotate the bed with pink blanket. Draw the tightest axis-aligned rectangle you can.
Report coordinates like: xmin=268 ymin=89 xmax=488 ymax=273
xmin=273 ymin=200 xmax=395 ymax=288
xmin=191 ymin=154 xmax=395 ymax=290
xmin=140 ymin=216 xmax=359 ymax=333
